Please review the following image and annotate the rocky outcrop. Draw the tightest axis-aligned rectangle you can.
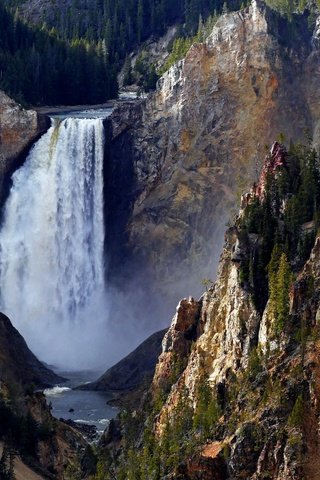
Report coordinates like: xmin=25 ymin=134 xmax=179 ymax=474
xmin=153 ymin=298 xmax=202 ymax=392
xmin=0 ymin=312 xmax=64 ymax=388
xmin=105 ymin=1 xmax=320 ymax=328
xmin=252 ymin=141 xmax=287 ymax=199
xmin=177 ymin=442 xmax=228 ymax=480
xmin=25 ymin=391 xmax=90 ymax=478
xmin=0 ymin=386 xmax=92 ymax=480
xmin=0 ymin=90 xmax=49 ymax=202
xmin=153 ymin=225 xmax=262 ymax=429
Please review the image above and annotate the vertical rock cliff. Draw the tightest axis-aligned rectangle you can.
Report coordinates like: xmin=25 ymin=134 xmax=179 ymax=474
xmin=105 ymin=1 xmax=320 ymax=327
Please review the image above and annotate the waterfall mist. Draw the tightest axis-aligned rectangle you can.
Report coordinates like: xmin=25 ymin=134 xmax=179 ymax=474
xmin=0 ymin=113 xmax=226 ymax=373
xmin=0 ymin=117 xmax=111 ymax=370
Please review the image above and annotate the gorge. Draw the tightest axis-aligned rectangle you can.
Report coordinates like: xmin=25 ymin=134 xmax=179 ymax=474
xmin=2 ymin=0 xmax=320 ymax=372
xmin=1 ymin=0 xmax=320 ymax=478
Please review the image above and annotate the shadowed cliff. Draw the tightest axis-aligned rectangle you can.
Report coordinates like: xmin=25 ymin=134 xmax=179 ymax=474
xmin=0 ymin=312 xmax=64 ymax=388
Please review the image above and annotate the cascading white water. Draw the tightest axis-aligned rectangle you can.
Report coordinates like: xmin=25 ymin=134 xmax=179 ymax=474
xmin=0 ymin=117 xmax=108 ymax=369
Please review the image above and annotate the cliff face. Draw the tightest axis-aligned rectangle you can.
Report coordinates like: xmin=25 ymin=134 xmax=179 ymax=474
xmin=0 ymin=387 xmax=91 ymax=480
xmin=105 ymin=1 xmax=320 ymax=317
xmin=100 ymin=140 xmax=320 ymax=479
xmin=0 ymin=90 xmax=49 ymax=203
xmin=150 ymin=144 xmax=320 ymax=479
xmin=150 ymin=243 xmax=320 ymax=479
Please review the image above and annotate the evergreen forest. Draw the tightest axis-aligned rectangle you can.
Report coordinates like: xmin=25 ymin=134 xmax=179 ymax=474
xmin=0 ymin=0 xmax=242 ymax=105
xmin=0 ymin=1 xmax=118 ymax=105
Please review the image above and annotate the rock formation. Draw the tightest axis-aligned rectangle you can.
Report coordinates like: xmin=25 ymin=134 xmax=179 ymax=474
xmin=0 ymin=313 xmax=94 ymax=479
xmin=99 ymin=140 xmax=320 ymax=479
xmin=0 ymin=90 xmax=49 ymax=203
xmin=105 ymin=1 xmax=320 ymax=326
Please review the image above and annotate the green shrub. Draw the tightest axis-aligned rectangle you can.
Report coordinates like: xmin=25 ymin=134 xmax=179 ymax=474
xmin=288 ymin=394 xmax=304 ymax=427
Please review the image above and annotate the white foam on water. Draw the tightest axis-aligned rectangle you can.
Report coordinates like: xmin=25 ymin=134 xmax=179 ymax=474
xmin=44 ymin=386 xmax=72 ymax=396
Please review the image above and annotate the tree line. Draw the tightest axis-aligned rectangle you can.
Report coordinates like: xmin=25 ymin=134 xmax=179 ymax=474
xmin=1 ymin=0 xmax=244 ymax=105
xmin=0 ymin=2 xmax=118 ymax=105
xmin=240 ymin=140 xmax=320 ymax=319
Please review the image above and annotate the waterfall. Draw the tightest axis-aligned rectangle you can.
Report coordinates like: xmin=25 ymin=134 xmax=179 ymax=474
xmin=0 ymin=117 xmax=108 ymax=369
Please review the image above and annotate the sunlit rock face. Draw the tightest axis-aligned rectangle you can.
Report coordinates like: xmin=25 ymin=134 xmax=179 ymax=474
xmin=153 ymin=235 xmax=320 ymax=479
xmin=0 ymin=90 xmax=48 ymax=175
xmin=105 ymin=1 xmax=319 ymax=314
xmin=148 ymin=153 xmax=320 ymax=479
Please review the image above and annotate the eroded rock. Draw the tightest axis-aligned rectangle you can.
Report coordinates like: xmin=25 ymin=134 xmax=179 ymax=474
xmin=0 ymin=90 xmax=49 ymax=201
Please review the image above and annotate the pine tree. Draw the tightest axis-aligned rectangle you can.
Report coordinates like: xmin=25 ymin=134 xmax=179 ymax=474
xmin=275 ymin=253 xmax=292 ymax=334
xmin=123 ymin=55 xmax=133 ymax=86
xmin=268 ymin=243 xmax=283 ymax=311
xmin=193 ymin=375 xmax=220 ymax=439
xmin=137 ymin=0 xmax=144 ymax=43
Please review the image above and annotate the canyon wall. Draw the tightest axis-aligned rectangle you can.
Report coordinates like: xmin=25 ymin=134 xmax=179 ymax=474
xmin=105 ymin=1 xmax=320 ymax=326
xmin=150 ymin=224 xmax=320 ymax=479
xmin=101 ymin=140 xmax=320 ymax=479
